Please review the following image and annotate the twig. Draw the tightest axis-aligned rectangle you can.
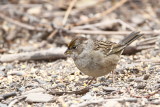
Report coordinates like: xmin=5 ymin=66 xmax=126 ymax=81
xmin=116 ymin=19 xmax=135 ymax=31
xmin=0 ymin=13 xmax=46 ymax=31
xmin=72 ymin=19 xmax=135 ymax=31
xmin=62 ymin=0 xmax=77 ymax=25
xmin=47 ymin=29 xmax=59 ymax=40
xmin=49 ymin=87 xmax=90 ymax=96
xmin=0 ymin=48 xmax=66 ymax=62
xmin=127 ymin=87 xmax=160 ymax=98
xmin=68 ymin=0 xmax=128 ymax=27
xmin=47 ymin=0 xmax=77 ymax=40
xmin=0 ymin=92 xmax=17 ymax=101
xmin=8 ymin=96 xmax=26 ymax=107
xmin=68 ymin=30 xmax=160 ymax=35
xmin=137 ymin=37 xmax=157 ymax=46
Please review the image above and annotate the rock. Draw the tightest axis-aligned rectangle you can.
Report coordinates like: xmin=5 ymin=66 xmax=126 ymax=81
xmin=7 ymin=71 xmax=25 ymax=76
xmin=118 ymin=98 xmax=138 ymax=103
xmin=0 ymin=66 xmax=5 ymax=71
xmin=0 ymin=103 xmax=8 ymax=107
xmin=136 ymin=83 xmax=146 ymax=89
xmin=81 ymin=93 xmax=93 ymax=100
xmin=151 ymin=99 xmax=160 ymax=105
xmin=98 ymin=77 xmax=107 ymax=82
xmin=131 ymin=14 xmax=145 ymax=25
xmin=103 ymin=100 xmax=121 ymax=107
xmin=155 ymin=84 xmax=160 ymax=89
xmin=107 ymin=79 xmax=113 ymax=84
xmin=128 ymin=78 xmax=134 ymax=82
xmin=18 ymin=86 xmax=26 ymax=92
xmin=0 ymin=71 xmax=5 ymax=77
xmin=22 ymin=88 xmax=45 ymax=95
xmin=157 ymin=69 xmax=160 ymax=73
xmin=134 ymin=77 xmax=143 ymax=83
xmin=25 ymin=93 xmax=54 ymax=103
xmin=6 ymin=64 xmax=14 ymax=70
xmin=130 ymin=68 xmax=139 ymax=74
xmin=33 ymin=78 xmax=47 ymax=84
xmin=103 ymin=87 xmax=117 ymax=92
xmin=143 ymin=74 xmax=150 ymax=80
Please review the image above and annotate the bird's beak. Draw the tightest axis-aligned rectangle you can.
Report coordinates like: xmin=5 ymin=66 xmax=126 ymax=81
xmin=64 ymin=50 xmax=72 ymax=55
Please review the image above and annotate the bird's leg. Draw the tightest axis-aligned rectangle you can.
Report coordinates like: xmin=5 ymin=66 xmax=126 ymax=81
xmin=112 ymin=71 xmax=115 ymax=83
xmin=87 ymin=77 xmax=96 ymax=85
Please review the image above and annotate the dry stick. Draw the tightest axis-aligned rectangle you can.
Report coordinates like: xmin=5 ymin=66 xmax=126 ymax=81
xmin=127 ymin=87 xmax=160 ymax=98
xmin=72 ymin=19 xmax=135 ymax=31
xmin=0 ymin=48 xmax=66 ymax=62
xmin=0 ymin=13 xmax=46 ymax=31
xmin=116 ymin=19 xmax=135 ymax=31
xmin=50 ymin=87 xmax=90 ymax=96
xmin=47 ymin=0 xmax=77 ymax=40
xmin=62 ymin=0 xmax=77 ymax=25
xmin=47 ymin=29 xmax=59 ymax=40
xmin=69 ymin=30 xmax=160 ymax=35
xmin=137 ymin=37 xmax=157 ymax=46
xmin=8 ymin=96 xmax=26 ymax=107
xmin=67 ymin=0 xmax=128 ymax=28
xmin=0 ymin=92 xmax=17 ymax=101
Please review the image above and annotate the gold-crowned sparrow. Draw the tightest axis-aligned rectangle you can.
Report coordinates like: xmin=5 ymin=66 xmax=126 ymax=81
xmin=65 ymin=31 xmax=143 ymax=85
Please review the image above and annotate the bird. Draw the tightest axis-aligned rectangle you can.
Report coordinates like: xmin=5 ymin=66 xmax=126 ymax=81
xmin=65 ymin=31 xmax=143 ymax=85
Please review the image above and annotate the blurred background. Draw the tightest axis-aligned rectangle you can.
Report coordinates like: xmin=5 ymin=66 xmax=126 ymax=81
xmin=0 ymin=0 xmax=160 ymax=54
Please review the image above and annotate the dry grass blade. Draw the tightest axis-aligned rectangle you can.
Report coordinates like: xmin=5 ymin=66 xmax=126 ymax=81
xmin=62 ymin=0 xmax=78 ymax=25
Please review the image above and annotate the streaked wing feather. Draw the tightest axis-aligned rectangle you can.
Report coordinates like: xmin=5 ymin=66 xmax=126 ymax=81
xmin=94 ymin=40 xmax=119 ymax=55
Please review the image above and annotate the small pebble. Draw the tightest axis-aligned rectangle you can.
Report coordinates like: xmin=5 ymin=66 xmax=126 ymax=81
xmin=6 ymin=64 xmax=14 ymax=70
xmin=128 ymin=78 xmax=134 ymax=82
xmin=130 ymin=68 xmax=139 ymax=74
xmin=136 ymin=83 xmax=146 ymax=89
xmin=143 ymin=74 xmax=150 ymax=80
xmin=18 ymin=86 xmax=26 ymax=92
xmin=134 ymin=77 xmax=143 ymax=83
xmin=0 ymin=71 xmax=5 ymax=77
xmin=25 ymin=93 xmax=54 ymax=103
xmin=155 ymin=84 xmax=160 ymax=89
xmin=0 ymin=66 xmax=5 ymax=71
xmin=7 ymin=71 xmax=25 ymax=76
xmin=103 ymin=100 xmax=121 ymax=107
xmin=103 ymin=87 xmax=117 ymax=92
xmin=151 ymin=99 xmax=160 ymax=105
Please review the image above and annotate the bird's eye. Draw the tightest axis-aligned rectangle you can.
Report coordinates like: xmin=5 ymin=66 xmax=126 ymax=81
xmin=72 ymin=46 xmax=77 ymax=49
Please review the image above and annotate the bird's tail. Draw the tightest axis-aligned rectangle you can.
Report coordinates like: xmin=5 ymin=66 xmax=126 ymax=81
xmin=107 ymin=31 xmax=143 ymax=55
xmin=119 ymin=31 xmax=143 ymax=47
